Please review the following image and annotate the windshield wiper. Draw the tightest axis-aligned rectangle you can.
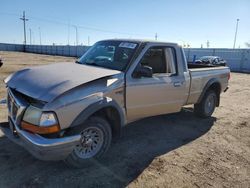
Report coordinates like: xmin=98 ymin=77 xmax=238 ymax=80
xmin=85 ymin=62 xmax=101 ymax=67
xmin=76 ymin=61 xmax=100 ymax=68
xmin=84 ymin=62 xmax=115 ymax=70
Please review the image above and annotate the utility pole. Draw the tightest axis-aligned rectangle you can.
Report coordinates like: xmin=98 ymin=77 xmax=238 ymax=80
xmin=29 ymin=28 xmax=32 ymax=45
xmin=233 ymin=19 xmax=240 ymax=49
xmin=155 ymin=33 xmax=158 ymax=41
xmin=73 ymin=25 xmax=78 ymax=46
xmin=39 ymin=27 xmax=42 ymax=45
xmin=32 ymin=30 xmax=35 ymax=44
xmin=206 ymin=40 xmax=210 ymax=48
xmin=67 ymin=20 xmax=71 ymax=45
xmin=20 ymin=11 xmax=28 ymax=45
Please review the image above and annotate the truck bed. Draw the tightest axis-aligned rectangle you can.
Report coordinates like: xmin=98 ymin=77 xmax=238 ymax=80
xmin=186 ymin=65 xmax=230 ymax=105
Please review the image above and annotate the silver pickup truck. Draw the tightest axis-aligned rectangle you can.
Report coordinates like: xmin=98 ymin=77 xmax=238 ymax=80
xmin=2 ymin=39 xmax=230 ymax=167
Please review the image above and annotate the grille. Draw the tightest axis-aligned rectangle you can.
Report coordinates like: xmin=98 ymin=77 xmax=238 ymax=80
xmin=7 ymin=93 xmax=11 ymax=111
xmin=7 ymin=91 xmax=20 ymax=122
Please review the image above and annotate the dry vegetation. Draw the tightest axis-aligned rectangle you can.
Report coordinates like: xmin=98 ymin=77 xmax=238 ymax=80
xmin=0 ymin=51 xmax=249 ymax=187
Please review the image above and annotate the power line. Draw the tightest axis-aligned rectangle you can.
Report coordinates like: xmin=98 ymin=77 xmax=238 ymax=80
xmin=26 ymin=15 xmax=152 ymax=37
xmin=1 ymin=11 xmax=150 ymax=36
xmin=0 ymin=12 xmax=19 ymax=17
xmin=1 ymin=11 xmax=154 ymax=42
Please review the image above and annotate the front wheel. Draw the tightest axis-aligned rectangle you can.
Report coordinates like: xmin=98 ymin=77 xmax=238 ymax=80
xmin=64 ymin=116 xmax=112 ymax=168
xmin=194 ymin=90 xmax=217 ymax=118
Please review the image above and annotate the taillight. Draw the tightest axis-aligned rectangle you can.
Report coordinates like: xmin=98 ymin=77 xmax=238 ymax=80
xmin=228 ymin=72 xmax=231 ymax=80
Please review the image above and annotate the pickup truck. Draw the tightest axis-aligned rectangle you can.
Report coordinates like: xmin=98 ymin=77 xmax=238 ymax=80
xmin=1 ymin=39 xmax=230 ymax=167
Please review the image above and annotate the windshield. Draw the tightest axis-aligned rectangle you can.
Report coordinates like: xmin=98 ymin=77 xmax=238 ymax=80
xmin=78 ymin=41 xmax=139 ymax=71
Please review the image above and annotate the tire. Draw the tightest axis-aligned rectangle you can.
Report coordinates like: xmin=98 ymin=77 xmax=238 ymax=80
xmin=194 ymin=90 xmax=217 ymax=118
xmin=64 ymin=116 xmax=112 ymax=168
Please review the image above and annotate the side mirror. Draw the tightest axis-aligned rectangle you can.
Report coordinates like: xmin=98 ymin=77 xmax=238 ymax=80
xmin=133 ymin=65 xmax=153 ymax=78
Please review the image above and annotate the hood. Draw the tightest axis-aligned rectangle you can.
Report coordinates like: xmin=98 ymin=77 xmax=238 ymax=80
xmin=5 ymin=62 xmax=121 ymax=102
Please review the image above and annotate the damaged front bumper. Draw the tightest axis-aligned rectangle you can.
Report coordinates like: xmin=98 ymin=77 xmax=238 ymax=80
xmin=1 ymin=119 xmax=81 ymax=161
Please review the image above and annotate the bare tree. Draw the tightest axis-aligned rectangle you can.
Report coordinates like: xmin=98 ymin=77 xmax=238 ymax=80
xmin=245 ymin=42 xmax=250 ymax=48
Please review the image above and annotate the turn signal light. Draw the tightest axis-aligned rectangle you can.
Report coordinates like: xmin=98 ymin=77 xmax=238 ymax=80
xmin=21 ymin=121 xmax=60 ymax=134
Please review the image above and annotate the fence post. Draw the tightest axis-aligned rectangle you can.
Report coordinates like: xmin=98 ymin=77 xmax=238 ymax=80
xmin=212 ymin=49 xmax=215 ymax=56
xmin=239 ymin=49 xmax=245 ymax=72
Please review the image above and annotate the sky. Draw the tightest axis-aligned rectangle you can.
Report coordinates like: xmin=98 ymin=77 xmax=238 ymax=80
xmin=0 ymin=0 xmax=249 ymax=48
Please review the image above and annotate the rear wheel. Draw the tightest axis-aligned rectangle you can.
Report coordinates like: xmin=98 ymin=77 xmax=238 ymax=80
xmin=64 ymin=116 xmax=112 ymax=168
xmin=194 ymin=90 xmax=217 ymax=118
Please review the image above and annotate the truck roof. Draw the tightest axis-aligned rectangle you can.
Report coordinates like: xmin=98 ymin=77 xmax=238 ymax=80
xmin=99 ymin=39 xmax=178 ymax=46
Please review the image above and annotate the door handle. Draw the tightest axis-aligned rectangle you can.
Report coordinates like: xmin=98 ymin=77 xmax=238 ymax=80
xmin=173 ymin=82 xmax=182 ymax=87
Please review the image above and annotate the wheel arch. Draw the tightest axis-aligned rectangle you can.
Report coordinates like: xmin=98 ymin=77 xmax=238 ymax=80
xmin=197 ymin=78 xmax=221 ymax=107
xmin=69 ymin=98 xmax=125 ymax=139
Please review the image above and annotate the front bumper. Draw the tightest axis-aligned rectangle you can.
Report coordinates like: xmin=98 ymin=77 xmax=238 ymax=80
xmin=1 ymin=119 xmax=81 ymax=161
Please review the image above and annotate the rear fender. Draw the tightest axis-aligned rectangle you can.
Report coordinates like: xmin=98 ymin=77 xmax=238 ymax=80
xmin=197 ymin=78 xmax=221 ymax=106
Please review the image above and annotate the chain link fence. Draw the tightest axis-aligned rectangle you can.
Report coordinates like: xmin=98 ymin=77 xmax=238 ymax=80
xmin=184 ymin=48 xmax=250 ymax=73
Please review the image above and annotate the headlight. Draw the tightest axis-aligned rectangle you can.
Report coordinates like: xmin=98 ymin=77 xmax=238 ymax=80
xmin=23 ymin=105 xmax=42 ymax=125
xmin=23 ymin=106 xmax=58 ymax=126
xmin=22 ymin=106 xmax=60 ymax=134
xmin=40 ymin=112 xmax=57 ymax=126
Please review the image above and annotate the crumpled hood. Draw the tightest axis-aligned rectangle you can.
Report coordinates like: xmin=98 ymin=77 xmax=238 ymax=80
xmin=5 ymin=62 xmax=121 ymax=102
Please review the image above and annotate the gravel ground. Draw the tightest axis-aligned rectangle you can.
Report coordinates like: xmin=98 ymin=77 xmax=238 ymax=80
xmin=0 ymin=51 xmax=249 ymax=188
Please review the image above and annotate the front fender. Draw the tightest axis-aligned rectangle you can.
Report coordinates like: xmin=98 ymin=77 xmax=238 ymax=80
xmin=70 ymin=97 xmax=125 ymax=129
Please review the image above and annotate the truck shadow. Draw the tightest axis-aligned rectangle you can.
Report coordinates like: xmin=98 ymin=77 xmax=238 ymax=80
xmin=0 ymin=108 xmax=216 ymax=188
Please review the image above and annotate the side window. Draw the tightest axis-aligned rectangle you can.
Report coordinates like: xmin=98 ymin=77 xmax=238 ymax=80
xmin=140 ymin=47 xmax=166 ymax=74
xmin=140 ymin=47 xmax=176 ymax=75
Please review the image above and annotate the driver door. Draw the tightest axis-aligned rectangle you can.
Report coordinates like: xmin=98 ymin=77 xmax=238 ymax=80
xmin=126 ymin=45 xmax=188 ymax=122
